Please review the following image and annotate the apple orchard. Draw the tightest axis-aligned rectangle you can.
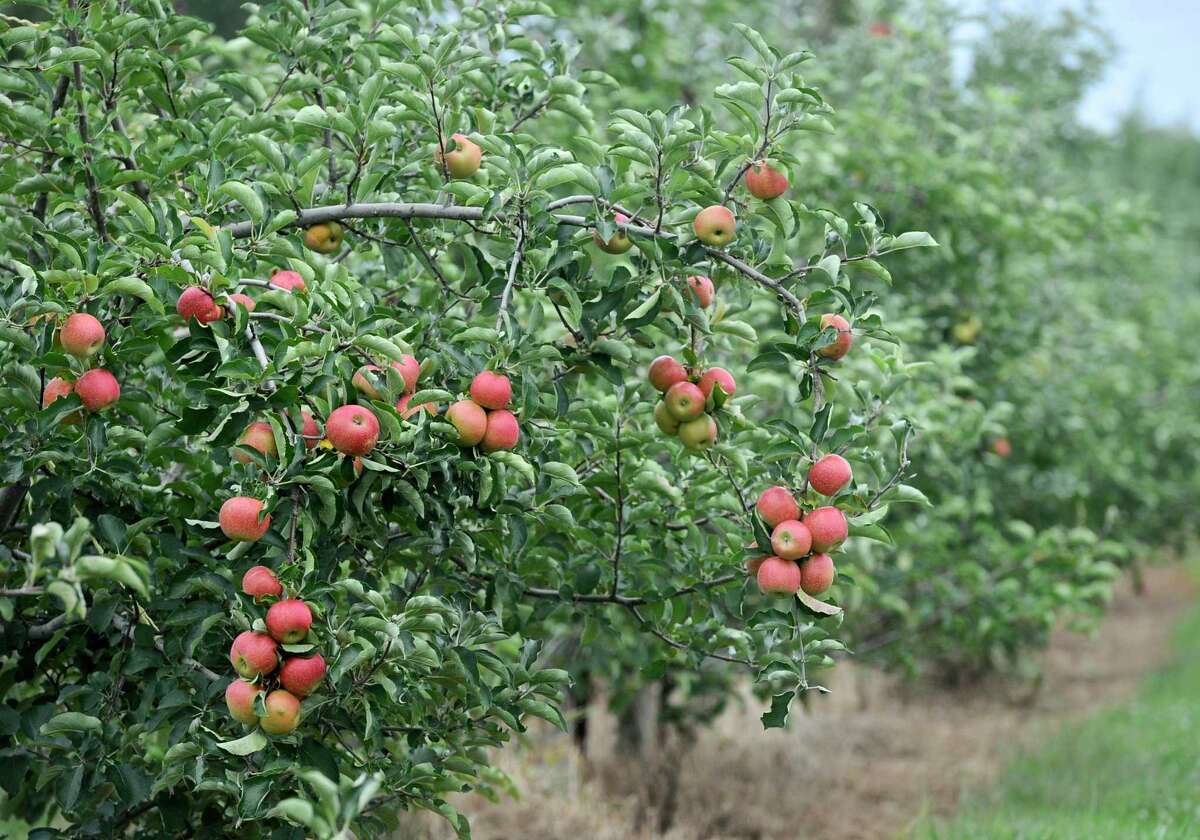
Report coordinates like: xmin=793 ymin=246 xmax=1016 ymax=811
xmin=0 ymin=2 xmax=936 ymax=835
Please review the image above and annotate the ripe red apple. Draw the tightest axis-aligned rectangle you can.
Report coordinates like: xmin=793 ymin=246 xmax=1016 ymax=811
xmin=482 ymin=409 xmax=520 ymax=452
xmin=687 ymin=275 xmax=715 ymax=308
xmin=771 ymin=519 xmax=813 ymax=560
xmin=647 ymin=355 xmax=688 ymax=392
xmin=800 ymin=553 xmax=836 ymax=595
xmin=693 ymin=205 xmax=736 ymax=247
xmin=446 ymin=399 xmax=487 ymax=446
xmin=59 ymin=313 xmax=106 ymax=357
xmin=303 ymin=222 xmax=343 ymax=254
xmin=677 ymin=414 xmax=718 ymax=450
xmin=351 ymin=365 xmax=387 ymax=400
xmin=992 ymin=437 xmax=1013 ymax=458
xmin=397 ymin=394 xmax=436 ymax=420
xmin=746 ymin=555 xmax=768 ymax=576
xmin=593 ymin=212 xmax=633 ymax=254
xmin=42 ymin=377 xmax=80 ymax=423
xmin=868 ymin=21 xmax=894 ymax=38
xmin=395 ymin=354 xmax=421 ymax=393
xmin=229 ymin=630 xmax=277 ymax=678
xmin=436 ymin=133 xmax=482 ymax=179
xmin=75 ymin=368 xmax=120 ymax=411
xmin=653 ymin=401 xmax=680 ymax=435
xmin=260 ymin=689 xmax=301 ymax=736
xmin=279 ymin=654 xmax=326 ymax=697
xmin=228 ymin=292 xmax=256 ymax=312
xmin=225 ymin=678 xmax=264 ymax=725
xmin=326 ymin=405 xmax=379 ymax=456
xmin=804 ymin=506 xmax=848 ymax=553
xmin=241 ymin=565 xmax=282 ymax=600
xmin=300 ymin=408 xmax=321 ymax=449
xmin=234 ymin=421 xmax=277 ymax=464
xmin=469 ymin=371 xmax=512 ymax=409
xmin=756 ymin=486 xmax=799 ymax=528
xmin=756 ymin=556 xmax=801 ymax=596
xmin=809 ymin=454 xmax=852 ymax=496
xmin=664 ymin=381 xmax=705 ymax=421
xmin=817 ymin=314 xmax=853 ymax=360
xmin=745 ymin=161 xmax=788 ymax=200
xmin=266 ymin=598 xmax=313 ymax=644
xmin=269 ymin=270 xmax=306 ymax=293
xmin=177 ymin=287 xmax=222 ymax=323
xmin=219 ymin=496 xmax=271 ymax=542
xmin=698 ymin=367 xmax=736 ymax=400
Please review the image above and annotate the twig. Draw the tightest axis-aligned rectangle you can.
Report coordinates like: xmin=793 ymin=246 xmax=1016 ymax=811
xmin=609 ymin=414 xmax=625 ymax=597
xmin=495 ymin=207 xmax=526 ymax=333
xmin=71 ymin=58 xmax=108 ymax=241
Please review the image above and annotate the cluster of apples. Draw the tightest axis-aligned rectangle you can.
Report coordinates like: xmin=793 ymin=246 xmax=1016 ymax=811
xmin=647 ymin=355 xmax=734 ymax=452
xmin=41 ymin=312 xmax=121 ymax=421
xmin=176 ymin=269 xmax=308 ymax=326
xmin=225 ymin=565 xmax=326 ymax=736
xmin=750 ymin=454 xmax=853 ymax=597
xmin=444 ymin=371 xmax=520 ymax=451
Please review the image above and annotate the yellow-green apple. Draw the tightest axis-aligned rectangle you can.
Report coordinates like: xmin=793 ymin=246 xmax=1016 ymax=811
xmin=592 ymin=212 xmax=633 ymax=254
xmin=326 ymin=405 xmax=379 ymax=455
xmin=266 ymin=598 xmax=313 ymax=644
xmin=677 ymin=414 xmax=718 ymax=450
xmin=269 ymin=270 xmax=306 ymax=293
xmin=75 ymin=368 xmax=120 ymax=411
xmin=756 ymin=556 xmax=801 ymax=596
xmin=698 ymin=367 xmax=736 ymax=399
xmin=770 ymin=519 xmax=813 ymax=560
xmin=435 ymin=133 xmax=482 ymax=179
xmin=648 ymin=355 xmax=688 ymax=392
xmin=279 ymin=654 xmax=326 ymax=697
xmin=745 ymin=160 xmax=788 ymax=200
xmin=242 ymin=565 xmax=282 ymax=600
xmin=809 ymin=454 xmax=852 ymax=496
xmin=59 ymin=313 xmax=106 ymax=358
xmin=228 ymin=292 xmax=256 ymax=312
xmin=653 ymin=401 xmax=680 ymax=435
xmin=686 ymin=275 xmax=715 ymax=308
xmin=482 ymin=409 xmax=520 ymax=452
xmin=219 ymin=496 xmax=271 ymax=542
xmin=817 ymin=314 xmax=853 ymax=360
xmin=756 ymin=486 xmax=799 ymax=528
xmin=693 ymin=205 xmax=736 ymax=246
xmin=469 ymin=370 xmax=511 ymax=409
xmin=804 ymin=506 xmax=848 ymax=552
xmin=664 ymin=381 xmax=705 ymax=421
xmin=446 ymin=399 xmax=487 ymax=446
xmin=303 ymin=222 xmax=343 ymax=254
xmin=800 ymin=553 xmax=836 ymax=595
xmin=260 ymin=689 xmax=301 ymax=736
xmin=224 ymin=678 xmax=264 ymax=725
xmin=234 ymin=421 xmax=277 ymax=464
xmin=300 ymin=408 xmax=321 ymax=450
xmin=229 ymin=630 xmax=277 ymax=678
xmin=42 ymin=377 xmax=80 ymax=423
xmin=177 ymin=287 xmax=222 ymax=323
xmin=396 ymin=394 xmax=436 ymax=420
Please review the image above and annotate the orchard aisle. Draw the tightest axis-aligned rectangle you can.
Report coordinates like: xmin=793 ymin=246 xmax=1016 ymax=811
xmin=402 ymin=564 xmax=1196 ymax=840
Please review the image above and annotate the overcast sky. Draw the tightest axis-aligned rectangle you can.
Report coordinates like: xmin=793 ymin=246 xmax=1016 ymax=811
xmin=963 ymin=0 xmax=1199 ymax=132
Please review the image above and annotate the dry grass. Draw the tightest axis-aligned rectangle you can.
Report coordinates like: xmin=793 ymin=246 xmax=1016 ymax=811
xmin=399 ymin=565 xmax=1193 ymax=840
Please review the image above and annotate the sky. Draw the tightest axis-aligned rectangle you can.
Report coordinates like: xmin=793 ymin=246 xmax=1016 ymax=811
xmin=961 ymin=0 xmax=1200 ymax=133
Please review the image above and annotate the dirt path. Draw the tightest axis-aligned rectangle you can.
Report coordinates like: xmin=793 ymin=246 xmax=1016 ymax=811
xmin=402 ymin=565 xmax=1194 ymax=840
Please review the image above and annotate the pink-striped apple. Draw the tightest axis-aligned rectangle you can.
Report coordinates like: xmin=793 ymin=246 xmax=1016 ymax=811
xmin=756 ymin=556 xmax=801 ymax=596
xmin=664 ymin=381 xmax=705 ymax=421
xmin=809 ymin=454 xmax=852 ymax=496
xmin=59 ymin=313 xmax=106 ymax=357
xmin=177 ymin=287 xmax=221 ymax=323
xmin=648 ymin=355 xmax=688 ymax=392
xmin=745 ymin=161 xmax=788 ymax=200
xmin=300 ymin=408 xmax=320 ymax=450
xmin=771 ymin=519 xmax=813 ymax=560
xmin=800 ymin=553 xmax=836 ymax=595
xmin=219 ymin=496 xmax=271 ymax=542
xmin=687 ymin=275 xmax=715 ymax=308
xmin=698 ymin=367 xmax=736 ymax=399
xmin=804 ymin=506 xmax=848 ymax=552
xmin=269 ymin=270 xmax=306 ymax=293
xmin=75 ymin=369 xmax=120 ymax=411
xmin=225 ymin=679 xmax=263 ymax=725
xmin=756 ymin=486 xmax=799 ymax=528
xmin=260 ymin=689 xmax=301 ymax=735
xmin=234 ymin=421 xmax=277 ymax=464
xmin=446 ymin=399 xmax=487 ymax=446
xmin=469 ymin=371 xmax=512 ymax=409
xmin=266 ymin=599 xmax=313 ymax=644
xmin=279 ymin=654 xmax=326 ymax=697
xmin=242 ymin=565 xmax=282 ymax=600
xmin=326 ymin=405 xmax=379 ymax=456
xmin=693 ymin=205 xmax=736 ymax=246
xmin=228 ymin=292 xmax=256 ymax=312
xmin=482 ymin=409 xmax=520 ymax=452
xmin=229 ymin=630 xmax=277 ymax=678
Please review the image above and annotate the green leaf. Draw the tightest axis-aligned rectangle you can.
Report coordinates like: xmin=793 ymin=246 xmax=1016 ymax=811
xmin=99 ymin=276 xmax=163 ymax=313
xmin=40 ymin=712 xmax=102 ymax=736
xmin=216 ymin=730 xmax=268 ymax=756
xmin=112 ymin=190 xmax=156 ymax=232
xmin=760 ymin=691 xmax=794 ymax=729
xmin=218 ymin=181 xmax=265 ymax=223
xmin=541 ymin=461 xmax=580 ymax=485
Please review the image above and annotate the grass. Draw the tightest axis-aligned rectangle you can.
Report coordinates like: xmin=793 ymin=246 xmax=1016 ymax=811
xmin=914 ymin=600 xmax=1200 ymax=839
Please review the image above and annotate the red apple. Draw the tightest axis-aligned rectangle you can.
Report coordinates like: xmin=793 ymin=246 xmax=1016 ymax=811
xmin=446 ymin=399 xmax=487 ymax=446
xmin=74 ymin=368 xmax=120 ymax=411
xmin=177 ymin=286 xmax=221 ymax=323
xmin=809 ymin=454 xmax=852 ymax=496
xmin=804 ymin=506 xmax=848 ymax=552
xmin=756 ymin=486 xmax=799 ymax=528
xmin=241 ymin=565 xmax=282 ymax=600
xmin=800 ymin=553 xmax=836 ymax=595
xmin=395 ymin=354 xmax=421 ymax=393
xmin=326 ymin=405 xmax=379 ymax=456
xmin=219 ymin=496 xmax=271 ymax=542
xmin=469 ymin=371 xmax=512 ymax=409
xmin=59 ymin=313 xmax=106 ymax=357
xmin=664 ymin=381 xmax=705 ymax=421
xmin=746 ymin=555 xmax=768 ymax=576
xmin=351 ymin=364 xmax=387 ymax=400
xmin=266 ymin=598 xmax=313 ymax=644
xmin=234 ymin=421 xmax=277 ymax=464
xmin=300 ymin=408 xmax=321 ymax=450
xmin=693 ymin=205 xmax=736 ymax=246
xmin=770 ymin=519 xmax=813 ymax=560
xmin=228 ymin=292 xmax=256 ymax=312
xmin=269 ymin=270 xmax=306 ymax=293
xmin=686 ymin=275 xmax=715 ymax=308
xmin=698 ymin=367 xmax=736 ymax=400
xmin=42 ymin=377 xmax=80 ymax=423
xmin=817 ymin=314 xmax=853 ymax=360
xmin=648 ymin=355 xmax=688 ymax=392
xmin=397 ymin=393 xmax=436 ymax=420
xmin=225 ymin=678 xmax=263 ymax=725
xmin=745 ymin=161 xmax=788 ymax=200
xmin=260 ymin=689 xmax=301 ymax=735
xmin=435 ymin=133 xmax=482 ymax=179
xmin=593 ymin=212 xmax=633 ymax=254
xmin=229 ymin=630 xmax=277 ymax=678
xmin=279 ymin=654 xmax=326 ymax=697
xmin=756 ymin=556 xmax=801 ymax=596
xmin=482 ymin=409 xmax=520 ymax=452
xmin=992 ymin=437 xmax=1013 ymax=458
